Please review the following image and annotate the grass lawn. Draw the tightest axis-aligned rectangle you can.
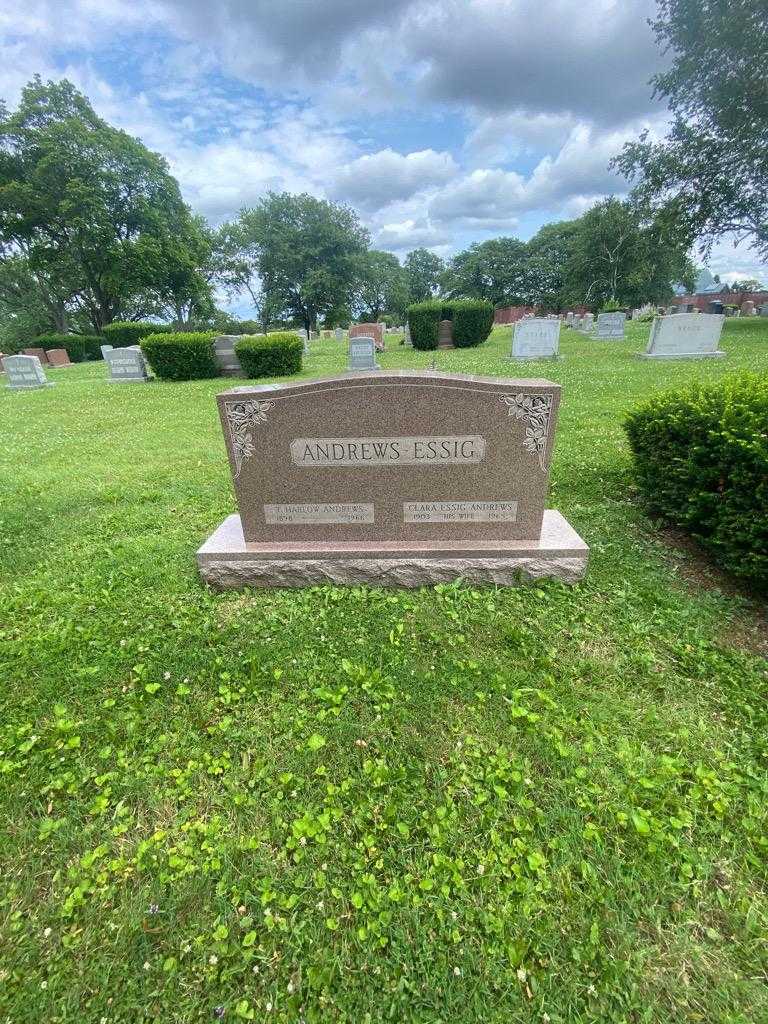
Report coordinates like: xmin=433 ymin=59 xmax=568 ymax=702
xmin=1 ymin=319 xmax=767 ymax=1024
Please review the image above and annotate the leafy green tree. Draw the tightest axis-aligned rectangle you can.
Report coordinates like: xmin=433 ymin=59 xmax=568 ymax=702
xmin=562 ymin=198 xmax=695 ymax=308
xmin=524 ymin=221 xmax=581 ymax=309
xmin=354 ymin=250 xmax=408 ymax=321
xmin=404 ymin=248 xmax=444 ymax=303
xmin=229 ymin=193 xmax=368 ymax=332
xmin=613 ymin=0 xmax=768 ymax=259
xmin=0 ymin=77 xmax=202 ymax=331
xmin=442 ymin=238 xmax=530 ymax=306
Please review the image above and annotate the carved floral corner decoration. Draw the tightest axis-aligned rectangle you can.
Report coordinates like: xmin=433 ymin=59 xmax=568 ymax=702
xmin=224 ymin=399 xmax=275 ymax=479
xmin=500 ymin=393 xmax=553 ymax=472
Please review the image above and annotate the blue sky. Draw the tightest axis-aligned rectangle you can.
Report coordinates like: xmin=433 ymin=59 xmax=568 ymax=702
xmin=2 ymin=0 xmax=767 ymax=301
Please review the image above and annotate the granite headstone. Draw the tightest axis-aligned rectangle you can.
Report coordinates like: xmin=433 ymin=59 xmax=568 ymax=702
xmin=3 ymin=354 xmax=54 ymax=390
xmin=595 ymin=312 xmax=626 ymax=340
xmin=197 ymin=371 xmax=589 ymax=588
xmin=213 ymin=336 xmax=245 ymax=377
xmin=347 ymin=336 xmax=380 ymax=371
xmin=105 ymin=346 xmax=152 ymax=381
xmin=509 ymin=318 xmax=560 ymax=360
xmin=641 ymin=313 xmax=725 ymax=359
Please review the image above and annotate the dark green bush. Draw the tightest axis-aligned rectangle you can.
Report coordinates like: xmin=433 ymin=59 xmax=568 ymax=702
xmin=235 ymin=333 xmax=303 ymax=378
xmin=34 ymin=333 xmax=102 ymax=361
xmin=140 ymin=332 xmax=217 ymax=381
xmin=450 ymin=299 xmax=494 ymax=348
xmin=406 ymin=299 xmax=493 ymax=349
xmin=624 ymin=373 xmax=768 ymax=586
xmin=406 ymin=301 xmax=441 ymax=350
xmin=103 ymin=322 xmax=173 ymax=347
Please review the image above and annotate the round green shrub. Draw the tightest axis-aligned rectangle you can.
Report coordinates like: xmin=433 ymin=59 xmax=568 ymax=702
xmin=624 ymin=373 xmax=768 ymax=586
xmin=103 ymin=322 xmax=173 ymax=347
xmin=33 ymin=333 xmax=103 ymax=361
xmin=140 ymin=332 xmax=216 ymax=381
xmin=235 ymin=333 xmax=303 ymax=378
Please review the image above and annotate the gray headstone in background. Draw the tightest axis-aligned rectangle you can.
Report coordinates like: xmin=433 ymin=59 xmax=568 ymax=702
xmin=509 ymin=318 xmax=560 ymax=360
xmin=335 ymin=327 xmax=343 ymax=341
xmin=347 ymin=336 xmax=380 ymax=371
xmin=760 ymin=304 xmax=768 ymax=317
xmin=404 ymin=323 xmax=412 ymax=348
xmin=578 ymin=313 xmax=594 ymax=333
xmin=213 ymin=335 xmax=244 ymax=377
xmin=595 ymin=312 xmax=626 ymax=340
xmin=100 ymin=344 xmax=113 ymax=359
xmin=641 ymin=313 xmax=726 ymax=359
xmin=3 ymin=354 xmax=53 ymax=390
xmin=105 ymin=346 xmax=151 ymax=382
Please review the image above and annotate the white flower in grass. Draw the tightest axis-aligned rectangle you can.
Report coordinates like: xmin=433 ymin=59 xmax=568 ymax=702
xmin=143 ymin=961 xmax=151 ymax=971
xmin=453 ymin=966 xmax=461 ymax=976
xmin=209 ymin=954 xmax=218 ymax=965
xmin=516 ymin=967 xmax=527 ymax=982
xmin=163 ymin=671 xmax=171 ymax=680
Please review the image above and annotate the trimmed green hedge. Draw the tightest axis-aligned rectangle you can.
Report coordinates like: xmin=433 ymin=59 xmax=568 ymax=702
xmin=407 ymin=301 xmax=441 ymax=350
xmin=140 ymin=332 xmax=217 ymax=381
xmin=103 ymin=322 xmax=173 ymax=347
xmin=235 ymin=333 xmax=302 ymax=378
xmin=34 ymin=333 xmax=102 ymax=362
xmin=624 ymin=373 xmax=768 ymax=586
xmin=450 ymin=299 xmax=494 ymax=348
xmin=406 ymin=299 xmax=494 ymax=350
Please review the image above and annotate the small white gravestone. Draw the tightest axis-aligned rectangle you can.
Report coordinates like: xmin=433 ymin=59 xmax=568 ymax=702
xmin=100 ymin=344 xmax=113 ymax=359
xmin=641 ymin=313 xmax=725 ymax=360
xmin=347 ymin=336 xmax=380 ymax=371
xmin=213 ymin=335 xmax=244 ymax=377
xmin=595 ymin=312 xmax=626 ymax=340
xmin=509 ymin=317 xmax=560 ymax=360
xmin=565 ymin=312 xmax=574 ymax=324
xmin=404 ymin=323 xmax=412 ymax=348
xmin=105 ymin=346 xmax=152 ymax=382
xmin=579 ymin=313 xmax=594 ymax=333
xmin=335 ymin=327 xmax=343 ymax=341
xmin=760 ymin=304 xmax=768 ymax=317
xmin=571 ymin=316 xmax=582 ymax=331
xmin=2 ymin=354 xmax=54 ymax=390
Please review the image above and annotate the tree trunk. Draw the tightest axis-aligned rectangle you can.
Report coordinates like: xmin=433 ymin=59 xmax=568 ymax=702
xmin=54 ymin=299 xmax=68 ymax=334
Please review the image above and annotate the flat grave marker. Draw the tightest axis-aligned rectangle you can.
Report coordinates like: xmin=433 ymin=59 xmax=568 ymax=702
xmin=197 ymin=371 xmax=589 ymax=588
xmin=641 ymin=312 xmax=725 ymax=359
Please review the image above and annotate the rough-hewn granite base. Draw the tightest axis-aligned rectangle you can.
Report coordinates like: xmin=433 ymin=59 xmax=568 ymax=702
xmin=197 ymin=510 xmax=588 ymax=588
xmin=637 ymin=351 xmax=726 ymax=359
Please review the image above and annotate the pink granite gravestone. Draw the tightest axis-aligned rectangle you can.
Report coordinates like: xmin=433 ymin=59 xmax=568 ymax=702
xmin=46 ymin=348 xmax=72 ymax=367
xmin=197 ymin=371 xmax=588 ymax=588
xmin=23 ymin=347 xmax=50 ymax=365
xmin=349 ymin=323 xmax=384 ymax=352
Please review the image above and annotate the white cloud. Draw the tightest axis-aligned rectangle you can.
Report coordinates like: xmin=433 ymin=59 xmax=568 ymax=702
xmin=330 ymin=149 xmax=458 ymax=211
xmin=374 ymin=218 xmax=450 ymax=250
xmin=429 ymin=169 xmax=525 ymax=229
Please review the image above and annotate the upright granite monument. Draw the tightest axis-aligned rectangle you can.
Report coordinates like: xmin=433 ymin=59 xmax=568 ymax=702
xmin=197 ymin=371 xmax=589 ymax=588
xmin=595 ymin=312 xmax=626 ymax=340
xmin=641 ymin=313 xmax=725 ymax=359
xmin=213 ymin=336 xmax=245 ymax=377
xmin=46 ymin=348 xmax=72 ymax=367
xmin=349 ymin=322 xmax=384 ymax=352
xmin=3 ymin=354 xmax=54 ymax=390
xmin=347 ymin=336 xmax=380 ymax=371
xmin=509 ymin=318 xmax=560 ymax=360
xmin=105 ymin=346 xmax=152 ymax=382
